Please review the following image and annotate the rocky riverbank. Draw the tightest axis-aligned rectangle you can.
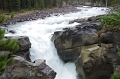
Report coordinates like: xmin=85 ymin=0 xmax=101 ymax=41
xmin=0 ymin=36 xmax=56 ymax=79
xmin=0 ymin=6 xmax=80 ymax=27
xmin=0 ymin=5 xmax=81 ymax=79
xmin=52 ymin=16 xmax=120 ymax=79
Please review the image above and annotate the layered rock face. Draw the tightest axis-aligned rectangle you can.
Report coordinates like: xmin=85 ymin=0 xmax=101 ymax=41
xmin=53 ymin=22 xmax=99 ymax=62
xmin=53 ymin=19 xmax=120 ymax=79
xmin=0 ymin=36 xmax=56 ymax=79
xmin=75 ymin=44 xmax=114 ymax=79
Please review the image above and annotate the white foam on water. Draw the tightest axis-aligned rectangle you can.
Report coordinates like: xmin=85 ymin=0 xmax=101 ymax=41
xmin=6 ymin=7 xmax=109 ymax=79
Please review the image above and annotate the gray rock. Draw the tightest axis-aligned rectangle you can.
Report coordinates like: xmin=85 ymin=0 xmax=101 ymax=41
xmin=100 ymin=31 xmax=120 ymax=44
xmin=0 ymin=56 xmax=56 ymax=79
xmin=58 ymin=47 xmax=81 ymax=62
xmin=5 ymin=36 xmax=31 ymax=61
xmin=10 ymin=36 xmax=31 ymax=51
xmin=53 ymin=26 xmax=98 ymax=62
xmin=75 ymin=44 xmax=114 ymax=79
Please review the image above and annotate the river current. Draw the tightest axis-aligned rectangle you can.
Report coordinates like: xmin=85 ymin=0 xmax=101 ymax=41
xmin=6 ymin=6 xmax=109 ymax=79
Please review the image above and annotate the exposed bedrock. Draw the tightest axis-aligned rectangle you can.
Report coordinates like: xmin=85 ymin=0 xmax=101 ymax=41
xmin=75 ymin=44 xmax=114 ymax=79
xmin=53 ymin=20 xmax=120 ymax=79
xmin=0 ymin=36 xmax=56 ymax=79
xmin=53 ymin=22 xmax=99 ymax=62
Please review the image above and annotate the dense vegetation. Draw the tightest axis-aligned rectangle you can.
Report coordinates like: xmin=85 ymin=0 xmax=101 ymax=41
xmin=0 ymin=0 xmax=119 ymax=12
xmin=92 ymin=0 xmax=117 ymax=6
xmin=99 ymin=8 xmax=120 ymax=30
xmin=0 ymin=0 xmax=81 ymax=12
xmin=0 ymin=28 xmax=19 ymax=74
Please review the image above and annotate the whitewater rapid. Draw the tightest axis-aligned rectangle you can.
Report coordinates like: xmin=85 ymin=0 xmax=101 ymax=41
xmin=6 ymin=7 xmax=109 ymax=79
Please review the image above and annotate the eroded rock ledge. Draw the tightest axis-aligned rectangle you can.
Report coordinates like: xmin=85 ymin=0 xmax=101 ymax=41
xmin=52 ymin=17 xmax=120 ymax=79
xmin=0 ymin=36 xmax=56 ymax=79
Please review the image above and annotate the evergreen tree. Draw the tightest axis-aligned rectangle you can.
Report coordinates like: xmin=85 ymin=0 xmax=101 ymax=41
xmin=40 ymin=0 xmax=45 ymax=9
xmin=12 ymin=0 xmax=21 ymax=11
xmin=44 ymin=0 xmax=53 ymax=8
xmin=52 ymin=0 xmax=57 ymax=6
xmin=26 ymin=0 xmax=31 ymax=9
xmin=20 ymin=0 xmax=26 ymax=9
xmin=0 ymin=29 xmax=19 ymax=51
xmin=0 ymin=29 xmax=19 ymax=74
xmin=60 ymin=0 xmax=63 ymax=7
xmin=5 ymin=0 xmax=12 ymax=12
xmin=0 ymin=54 xmax=14 ymax=75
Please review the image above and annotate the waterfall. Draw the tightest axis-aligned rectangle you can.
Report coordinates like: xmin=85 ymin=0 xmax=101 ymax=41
xmin=6 ymin=7 xmax=109 ymax=79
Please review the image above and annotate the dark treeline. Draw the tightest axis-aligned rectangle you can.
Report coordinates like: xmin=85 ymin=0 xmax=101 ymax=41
xmin=0 ymin=0 xmax=61 ymax=12
xmin=0 ymin=0 xmax=119 ymax=12
xmin=0 ymin=0 xmax=80 ymax=12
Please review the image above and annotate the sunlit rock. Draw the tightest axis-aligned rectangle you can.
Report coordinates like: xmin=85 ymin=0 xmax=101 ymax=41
xmin=75 ymin=44 xmax=114 ymax=79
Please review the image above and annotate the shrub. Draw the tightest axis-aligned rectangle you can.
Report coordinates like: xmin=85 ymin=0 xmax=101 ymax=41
xmin=110 ymin=74 xmax=119 ymax=79
xmin=0 ymin=14 xmax=5 ymax=24
xmin=10 ymin=12 xmax=15 ymax=18
xmin=117 ymin=46 xmax=120 ymax=56
xmin=99 ymin=9 xmax=120 ymax=30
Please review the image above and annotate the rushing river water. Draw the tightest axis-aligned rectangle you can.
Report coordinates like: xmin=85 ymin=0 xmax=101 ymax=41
xmin=6 ymin=6 xmax=109 ymax=79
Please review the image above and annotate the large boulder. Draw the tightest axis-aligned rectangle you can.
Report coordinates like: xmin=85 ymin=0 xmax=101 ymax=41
xmin=5 ymin=36 xmax=31 ymax=61
xmin=100 ymin=31 xmax=120 ymax=44
xmin=9 ymin=36 xmax=31 ymax=51
xmin=75 ymin=44 xmax=114 ymax=79
xmin=0 ymin=56 xmax=56 ymax=79
xmin=53 ymin=25 xmax=98 ymax=62
xmin=106 ymin=44 xmax=120 ymax=78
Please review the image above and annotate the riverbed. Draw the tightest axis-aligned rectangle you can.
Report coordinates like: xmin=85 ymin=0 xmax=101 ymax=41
xmin=6 ymin=6 xmax=110 ymax=79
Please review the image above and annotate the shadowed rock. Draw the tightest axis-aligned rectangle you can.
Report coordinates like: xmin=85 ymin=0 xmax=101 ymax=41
xmin=53 ymin=23 xmax=99 ymax=62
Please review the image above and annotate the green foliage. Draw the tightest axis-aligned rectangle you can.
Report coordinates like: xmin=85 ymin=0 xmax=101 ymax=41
xmin=0 ymin=13 xmax=5 ymax=24
xmin=26 ymin=0 xmax=31 ymax=9
xmin=0 ymin=28 xmax=19 ymax=75
xmin=117 ymin=47 xmax=120 ymax=56
xmin=0 ymin=29 xmax=5 ymax=39
xmin=99 ymin=9 xmax=120 ymax=30
xmin=0 ymin=0 xmax=81 ymax=11
xmin=12 ymin=0 xmax=21 ymax=11
xmin=10 ymin=12 xmax=15 ymax=18
xmin=0 ymin=29 xmax=19 ymax=52
xmin=0 ymin=54 xmax=14 ymax=74
xmin=44 ymin=0 xmax=53 ymax=8
xmin=0 ymin=38 xmax=19 ymax=52
xmin=40 ymin=0 xmax=45 ymax=9
xmin=111 ymin=0 xmax=117 ymax=7
xmin=110 ymin=74 xmax=119 ymax=79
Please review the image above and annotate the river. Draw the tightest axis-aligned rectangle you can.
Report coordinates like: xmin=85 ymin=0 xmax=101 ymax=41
xmin=6 ymin=6 xmax=109 ymax=79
